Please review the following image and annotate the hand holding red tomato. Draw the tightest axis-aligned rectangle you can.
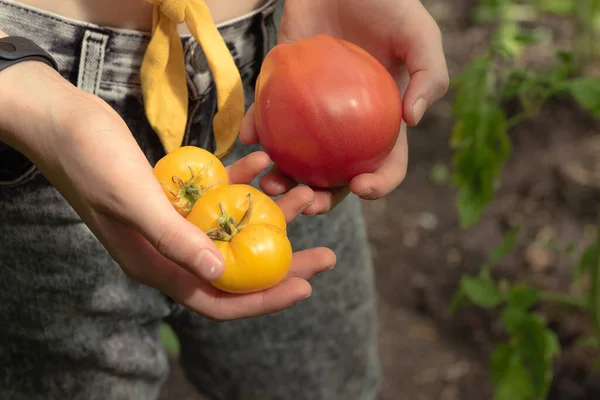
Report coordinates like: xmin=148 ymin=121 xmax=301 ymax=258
xmin=241 ymin=0 xmax=449 ymax=214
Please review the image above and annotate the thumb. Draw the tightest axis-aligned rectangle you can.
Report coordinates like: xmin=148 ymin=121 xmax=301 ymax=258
xmin=124 ymin=177 xmax=225 ymax=282
xmin=394 ymin=1 xmax=449 ymax=126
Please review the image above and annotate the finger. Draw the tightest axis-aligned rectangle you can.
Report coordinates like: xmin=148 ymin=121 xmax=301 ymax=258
xmin=394 ymin=2 xmax=449 ymax=126
xmin=239 ymin=103 xmax=259 ymax=144
xmin=302 ymin=186 xmax=350 ymax=216
xmin=258 ymin=164 xmax=297 ymax=196
xmin=114 ymin=218 xmax=318 ymax=321
xmin=226 ymin=150 xmax=271 ymax=184
xmin=286 ymin=247 xmax=337 ymax=279
xmin=80 ymin=129 xmax=228 ymax=283
xmin=135 ymin=245 xmax=312 ymax=321
xmin=111 ymin=163 xmax=226 ymax=282
xmin=349 ymin=124 xmax=408 ymax=200
xmin=260 ymin=166 xmax=351 ymax=215
xmin=202 ymin=277 xmax=313 ymax=320
xmin=137 ymin=199 xmax=226 ymax=281
xmin=274 ymin=185 xmax=315 ymax=223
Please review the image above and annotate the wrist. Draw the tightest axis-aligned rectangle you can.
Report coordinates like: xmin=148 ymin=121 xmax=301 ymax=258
xmin=0 ymin=59 xmax=77 ymax=161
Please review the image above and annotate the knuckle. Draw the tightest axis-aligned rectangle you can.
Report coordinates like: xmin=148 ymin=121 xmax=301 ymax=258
xmin=153 ymin=227 xmax=181 ymax=256
xmin=437 ymin=71 xmax=451 ymax=96
xmin=297 ymin=187 xmax=316 ymax=205
xmin=432 ymin=23 xmax=443 ymax=42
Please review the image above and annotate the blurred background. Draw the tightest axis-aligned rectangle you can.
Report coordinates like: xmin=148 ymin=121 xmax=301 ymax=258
xmin=160 ymin=0 xmax=600 ymax=399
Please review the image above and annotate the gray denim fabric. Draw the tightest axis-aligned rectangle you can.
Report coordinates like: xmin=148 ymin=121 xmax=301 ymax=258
xmin=0 ymin=1 xmax=380 ymax=399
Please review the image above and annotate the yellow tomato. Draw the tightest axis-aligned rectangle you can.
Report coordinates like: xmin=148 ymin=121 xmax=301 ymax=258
xmin=153 ymin=146 xmax=229 ymax=217
xmin=187 ymin=184 xmax=293 ymax=294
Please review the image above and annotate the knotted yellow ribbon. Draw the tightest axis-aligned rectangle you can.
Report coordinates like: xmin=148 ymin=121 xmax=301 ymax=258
xmin=141 ymin=0 xmax=245 ymax=158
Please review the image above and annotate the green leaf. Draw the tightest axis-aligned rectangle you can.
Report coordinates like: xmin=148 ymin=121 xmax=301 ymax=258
xmin=490 ymin=226 xmax=520 ymax=264
xmin=549 ymin=51 xmax=574 ymax=84
xmin=500 ymin=68 xmax=530 ymax=99
xmin=535 ymin=0 xmax=577 ymax=15
xmin=490 ymin=342 xmax=515 ymax=383
xmin=452 ymin=104 xmax=510 ymax=228
xmin=460 ymin=275 xmax=505 ymax=308
xmin=517 ymin=315 xmax=560 ymax=399
xmin=500 ymin=306 xmax=529 ymax=334
xmin=450 ymin=289 xmax=465 ymax=313
xmin=493 ymin=24 xmax=547 ymax=59
xmin=494 ymin=23 xmax=527 ymax=58
xmin=160 ymin=323 xmax=180 ymax=357
xmin=594 ymin=356 xmax=600 ymax=373
xmin=568 ymin=78 xmax=600 ymax=118
xmin=451 ymin=58 xmax=494 ymax=117
xmin=505 ymin=4 xmax=538 ymax=21
xmin=574 ymin=242 xmax=597 ymax=279
xmin=491 ymin=315 xmax=560 ymax=400
xmin=508 ymin=283 xmax=541 ymax=310
xmin=543 ymin=326 xmax=561 ymax=359
xmin=590 ymin=220 xmax=600 ymax=359
xmin=498 ymin=308 xmax=560 ymax=400
xmin=492 ymin=351 xmax=535 ymax=400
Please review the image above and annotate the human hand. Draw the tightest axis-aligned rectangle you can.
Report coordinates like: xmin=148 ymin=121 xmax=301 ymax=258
xmin=241 ymin=0 xmax=449 ymax=215
xmin=0 ymin=62 xmax=335 ymax=320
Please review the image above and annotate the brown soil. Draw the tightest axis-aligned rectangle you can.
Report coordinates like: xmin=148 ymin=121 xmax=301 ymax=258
xmin=159 ymin=1 xmax=600 ymax=399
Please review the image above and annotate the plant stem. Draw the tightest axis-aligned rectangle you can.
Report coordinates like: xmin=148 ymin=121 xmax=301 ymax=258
xmin=592 ymin=203 xmax=600 ymax=349
xmin=505 ymin=85 xmax=566 ymax=128
xmin=539 ymin=291 xmax=589 ymax=309
xmin=573 ymin=0 xmax=599 ymax=71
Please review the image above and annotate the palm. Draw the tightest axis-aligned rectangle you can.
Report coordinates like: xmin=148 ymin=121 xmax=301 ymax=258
xmin=95 ymin=151 xmax=335 ymax=321
xmin=278 ymin=0 xmax=409 ymax=74
xmin=57 ymin=98 xmax=333 ymax=320
xmin=245 ymin=0 xmax=448 ymax=213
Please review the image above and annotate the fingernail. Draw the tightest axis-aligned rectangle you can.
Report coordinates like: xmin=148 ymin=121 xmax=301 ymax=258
xmin=300 ymin=291 xmax=312 ymax=301
xmin=300 ymin=201 xmax=315 ymax=214
xmin=413 ymin=98 xmax=428 ymax=125
xmin=273 ymin=183 xmax=287 ymax=194
xmin=357 ymin=188 xmax=375 ymax=200
xmin=194 ymin=250 xmax=224 ymax=280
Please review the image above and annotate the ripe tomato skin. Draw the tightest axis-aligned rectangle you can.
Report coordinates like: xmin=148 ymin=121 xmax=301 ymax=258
xmin=153 ymin=146 xmax=229 ymax=217
xmin=254 ymin=34 xmax=403 ymax=188
xmin=186 ymin=184 xmax=292 ymax=294
xmin=211 ymin=225 xmax=292 ymax=294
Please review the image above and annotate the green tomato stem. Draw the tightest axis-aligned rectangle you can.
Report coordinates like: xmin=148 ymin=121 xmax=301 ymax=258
xmin=206 ymin=193 xmax=254 ymax=242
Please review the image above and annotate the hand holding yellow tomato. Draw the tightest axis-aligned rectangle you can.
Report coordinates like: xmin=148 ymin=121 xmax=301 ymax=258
xmin=187 ymin=184 xmax=293 ymax=294
xmin=153 ymin=147 xmax=336 ymax=317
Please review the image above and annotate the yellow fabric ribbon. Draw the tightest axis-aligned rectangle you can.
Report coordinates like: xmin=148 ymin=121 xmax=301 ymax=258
xmin=141 ymin=0 xmax=245 ymax=158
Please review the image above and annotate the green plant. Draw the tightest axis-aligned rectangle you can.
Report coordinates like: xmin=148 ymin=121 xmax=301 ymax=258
xmin=450 ymin=0 xmax=600 ymax=398
xmin=161 ymin=322 xmax=180 ymax=357
xmin=452 ymin=224 xmax=599 ymax=400
xmin=451 ymin=0 xmax=600 ymax=228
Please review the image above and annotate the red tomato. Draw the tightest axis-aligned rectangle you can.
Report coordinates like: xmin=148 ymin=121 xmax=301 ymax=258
xmin=254 ymin=34 xmax=402 ymax=188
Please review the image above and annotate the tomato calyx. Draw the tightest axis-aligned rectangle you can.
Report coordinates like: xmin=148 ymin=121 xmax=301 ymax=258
xmin=206 ymin=193 xmax=254 ymax=242
xmin=161 ymin=163 xmax=224 ymax=214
